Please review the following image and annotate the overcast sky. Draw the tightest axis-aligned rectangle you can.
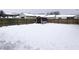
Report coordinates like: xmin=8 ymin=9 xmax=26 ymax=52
xmin=1 ymin=9 xmax=79 ymax=15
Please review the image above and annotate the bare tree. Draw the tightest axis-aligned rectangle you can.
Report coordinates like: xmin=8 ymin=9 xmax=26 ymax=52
xmin=0 ymin=10 xmax=5 ymax=18
xmin=46 ymin=11 xmax=60 ymax=19
xmin=46 ymin=12 xmax=54 ymax=15
xmin=53 ymin=11 xmax=60 ymax=19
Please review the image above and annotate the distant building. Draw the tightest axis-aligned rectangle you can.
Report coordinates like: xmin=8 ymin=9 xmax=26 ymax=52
xmin=36 ymin=16 xmax=48 ymax=23
xmin=19 ymin=13 xmax=77 ymax=20
xmin=74 ymin=15 xmax=79 ymax=19
xmin=19 ymin=13 xmax=36 ymax=19
xmin=46 ymin=15 xmax=75 ymax=19
xmin=0 ymin=10 xmax=19 ymax=18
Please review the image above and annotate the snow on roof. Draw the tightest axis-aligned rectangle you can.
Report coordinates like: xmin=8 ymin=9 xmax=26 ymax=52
xmin=19 ymin=13 xmax=36 ymax=17
xmin=23 ymin=13 xmax=36 ymax=16
xmin=56 ymin=15 xmax=75 ymax=17
xmin=46 ymin=15 xmax=76 ymax=17
xmin=34 ymin=15 xmax=76 ymax=17
xmin=20 ymin=13 xmax=76 ymax=18
xmin=34 ymin=15 xmax=46 ymax=17
xmin=45 ymin=15 xmax=55 ymax=17
xmin=4 ymin=11 xmax=19 ymax=15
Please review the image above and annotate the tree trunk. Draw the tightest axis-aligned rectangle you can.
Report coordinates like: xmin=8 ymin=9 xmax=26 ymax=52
xmin=55 ymin=15 xmax=56 ymax=19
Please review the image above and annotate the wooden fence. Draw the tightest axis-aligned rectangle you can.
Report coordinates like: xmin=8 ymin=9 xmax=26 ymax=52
xmin=48 ymin=19 xmax=79 ymax=24
xmin=0 ymin=18 xmax=36 ymax=26
xmin=0 ymin=18 xmax=79 ymax=27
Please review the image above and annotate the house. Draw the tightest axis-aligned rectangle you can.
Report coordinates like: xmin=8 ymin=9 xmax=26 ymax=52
xmin=74 ymin=15 xmax=79 ymax=19
xmin=0 ymin=10 xmax=19 ymax=18
xmin=47 ymin=15 xmax=75 ymax=19
xmin=40 ymin=15 xmax=75 ymax=19
xmin=19 ymin=13 xmax=36 ymax=19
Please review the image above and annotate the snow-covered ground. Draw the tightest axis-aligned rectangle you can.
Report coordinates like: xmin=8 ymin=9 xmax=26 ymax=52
xmin=0 ymin=23 xmax=79 ymax=50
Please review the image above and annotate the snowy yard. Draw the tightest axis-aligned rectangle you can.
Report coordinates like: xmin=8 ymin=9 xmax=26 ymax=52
xmin=0 ymin=23 xmax=79 ymax=50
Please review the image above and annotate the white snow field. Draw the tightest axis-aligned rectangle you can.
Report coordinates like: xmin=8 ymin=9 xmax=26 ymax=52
xmin=0 ymin=23 xmax=79 ymax=50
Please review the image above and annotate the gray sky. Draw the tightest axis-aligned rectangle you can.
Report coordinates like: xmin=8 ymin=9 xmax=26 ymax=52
xmin=1 ymin=9 xmax=79 ymax=15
